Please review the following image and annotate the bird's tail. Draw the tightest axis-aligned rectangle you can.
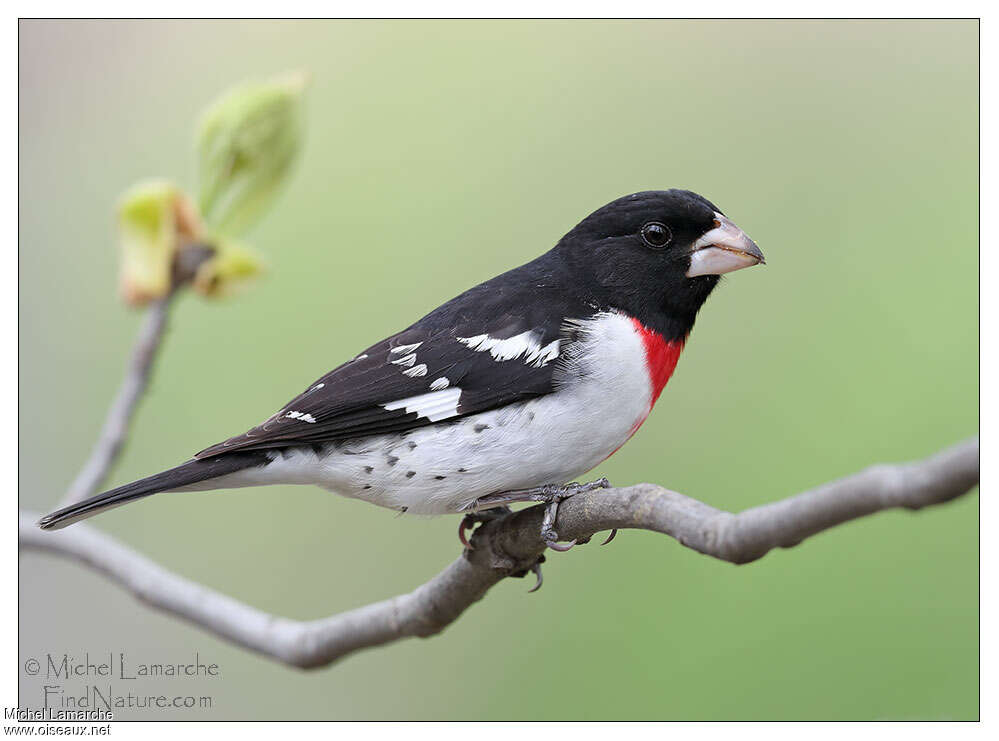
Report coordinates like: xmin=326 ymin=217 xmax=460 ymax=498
xmin=37 ymin=452 xmax=269 ymax=531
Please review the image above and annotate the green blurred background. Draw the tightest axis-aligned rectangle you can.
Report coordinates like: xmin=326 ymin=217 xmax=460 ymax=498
xmin=19 ymin=20 xmax=978 ymax=720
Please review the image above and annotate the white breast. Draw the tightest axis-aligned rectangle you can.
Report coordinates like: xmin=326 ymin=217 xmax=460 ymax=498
xmin=229 ymin=312 xmax=656 ymax=514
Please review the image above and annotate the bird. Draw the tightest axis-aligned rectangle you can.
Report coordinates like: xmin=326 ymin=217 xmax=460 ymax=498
xmin=39 ymin=189 xmax=764 ymax=562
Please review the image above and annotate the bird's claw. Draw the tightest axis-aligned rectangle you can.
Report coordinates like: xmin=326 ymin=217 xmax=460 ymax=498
xmin=544 ymin=537 xmax=576 ymax=552
xmin=527 ymin=561 xmax=544 ymax=593
xmin=458 ymin=506 xmax=512 ymax=550
xmin=600 ymin=528 xmax=618 ymax=546
xmin=508 ymin=554 xmax=546 ymax=592
xmin=458 ymin=516 xmax=474 ymax=550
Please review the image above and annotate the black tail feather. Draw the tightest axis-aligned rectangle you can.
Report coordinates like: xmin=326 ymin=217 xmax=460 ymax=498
xmin=38 ymin=452 xmax=269 ymax=530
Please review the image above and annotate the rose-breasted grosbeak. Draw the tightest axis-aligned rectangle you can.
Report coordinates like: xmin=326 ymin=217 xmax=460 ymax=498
xmin=39 ymin=189 xmax=763 ymax=552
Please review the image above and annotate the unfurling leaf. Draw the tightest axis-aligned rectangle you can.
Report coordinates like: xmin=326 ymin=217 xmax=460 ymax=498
xmin=192 ymin=238 xmax=266 ymax=298
xmin=114 ymin=72 xmax=304 ymax=306
xmin=117 ymin=180 xmax=203 ymax=306
xmin=197 ymin=70 xmax=307 ymax=236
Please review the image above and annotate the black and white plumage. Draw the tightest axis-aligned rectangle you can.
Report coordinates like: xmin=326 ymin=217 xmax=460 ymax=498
xmin=39 ymin=190 xmax=764 ymax=530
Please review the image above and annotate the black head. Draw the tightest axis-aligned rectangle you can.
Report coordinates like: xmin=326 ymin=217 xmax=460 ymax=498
xmin=553 ymin=190 xmax=764 ymax=341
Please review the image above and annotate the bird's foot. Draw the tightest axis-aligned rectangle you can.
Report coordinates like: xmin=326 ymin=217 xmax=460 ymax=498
xmin=458 ymin=505 xmax=546 ymax=592
xmin=470 ymin=477 xmax=612 ymax=552
xmin=458 ymin=505 xmax=512 ymax=550
xmin=462 ymin=478 xmax=611 ymax=592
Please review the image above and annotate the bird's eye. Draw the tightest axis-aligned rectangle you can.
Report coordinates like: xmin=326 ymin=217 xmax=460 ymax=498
xmin=640 ymin=222 xmax=672 ymax=249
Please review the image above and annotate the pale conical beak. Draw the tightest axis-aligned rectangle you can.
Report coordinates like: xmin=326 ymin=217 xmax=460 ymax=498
xmin=686 ymin=213 xmax=765 ymax=277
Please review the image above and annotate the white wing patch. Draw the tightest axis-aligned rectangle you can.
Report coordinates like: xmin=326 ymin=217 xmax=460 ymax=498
xmin=430 ymin=377 xmax=450 ymax=391
xmin=457 ymin=331 xmax=560 ymax=367
xmin=390 ymin=343 xmax=427 ymax=378
xmin=381 ymin=387 xmax=461 ymax=422
xmin=526 ymin=340 xmax=561 ymax=367
xmin=391 ymin=353 xmax=417 ymax=368
xmin=285 ymin=410 xmax=318 ymax=423
xmin=390 ymin=343 xmax=423 ymax=355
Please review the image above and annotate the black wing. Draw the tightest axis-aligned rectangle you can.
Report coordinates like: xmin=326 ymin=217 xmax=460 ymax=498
xmin=196 ymin=262 xmax=590 ymax=459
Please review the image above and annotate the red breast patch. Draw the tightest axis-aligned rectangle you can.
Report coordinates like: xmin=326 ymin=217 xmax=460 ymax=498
xmin=598 ymin=318 xmax=686 ymax=464
xmin=631 ymin=318 xmax=684 ymax=406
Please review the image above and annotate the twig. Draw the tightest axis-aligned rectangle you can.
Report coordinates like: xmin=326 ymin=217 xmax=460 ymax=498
xmin=59 ymin=296 xmax=176 ymax=507
xmin=20 ymin=436 xmax=978 ymax=670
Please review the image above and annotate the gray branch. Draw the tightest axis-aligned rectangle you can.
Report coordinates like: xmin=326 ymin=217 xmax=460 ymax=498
xmin=59 ymin=296 xmax=175 ymax=507
xmin=20 ymin=436 xmax=978 ymax=670
xmin=57 ymin=244 xmax=214 ymax=509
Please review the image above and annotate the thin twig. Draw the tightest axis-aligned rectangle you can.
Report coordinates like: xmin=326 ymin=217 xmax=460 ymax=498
xmin=59 ymin=296 xmax=175 ymax=507
xmin=58 ymin=244 xmax=214 ymax=508
xmin=20 ymin=436 xmax=978 ymax=670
